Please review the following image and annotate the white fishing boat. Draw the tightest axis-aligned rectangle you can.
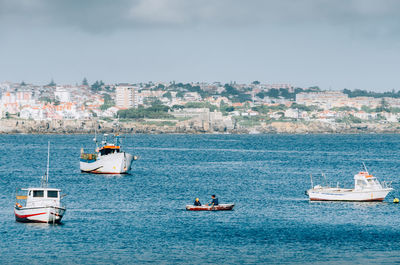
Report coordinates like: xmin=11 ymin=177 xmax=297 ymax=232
xmin=80 ymin=133 xmax=137 ymax=174
xmin=307 ymin=165 xmax=393 ymax=202
xmin=14 ymin=142 xmax=66 ymax=223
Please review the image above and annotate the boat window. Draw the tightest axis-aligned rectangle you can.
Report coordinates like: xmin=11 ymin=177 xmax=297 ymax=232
xmin=357 ymin=180 xmax=366 ymax=187
xmin=33 ymin=190 xmax=44 ymax=197
xmin=47 ymin=190 xmax=58 ymax=198
xmin=100 ymin=148 xmax=115 ymax=156
xmin=29 ymin=190 xmax=32 ymax=196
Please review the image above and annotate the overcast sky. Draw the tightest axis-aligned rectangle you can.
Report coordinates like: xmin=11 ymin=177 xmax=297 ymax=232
xmin=0 ymin=0 xmax=399 ymax=91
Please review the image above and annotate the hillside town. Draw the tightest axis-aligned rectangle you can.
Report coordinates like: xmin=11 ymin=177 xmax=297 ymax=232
xmin=1 ymin=79 xmax=400 ymax=134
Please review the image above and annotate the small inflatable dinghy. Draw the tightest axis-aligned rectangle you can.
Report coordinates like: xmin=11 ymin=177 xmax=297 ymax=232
xmin=186 ymin=204 xmax=234 ymax=211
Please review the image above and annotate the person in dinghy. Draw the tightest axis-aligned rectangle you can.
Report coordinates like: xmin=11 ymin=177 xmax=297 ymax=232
xmin=206 ymin=195 xmax=219 ymax=207
xmin=186 ymin=194 xmax=234 ymax=211
xmin=194 ymin=198 xmax=201 ymax=206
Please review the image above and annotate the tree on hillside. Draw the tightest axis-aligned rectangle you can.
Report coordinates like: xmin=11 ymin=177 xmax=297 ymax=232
xmin=266 ymin=88 xmax=280 ymax=98
xmin=82 ymin=77 xmax=89 ymax=86
xmin=163 ymin=91 xmax=172 ymax=100
xmin=47 ymin=79 xmax=56 ymax=86
xmin=100 ymin=93 xmax=115 ymax=110
xmin=91 ymin=80 xmax=104 ymax=92
xmin=376 ymin=98 xmax=390 ymax=112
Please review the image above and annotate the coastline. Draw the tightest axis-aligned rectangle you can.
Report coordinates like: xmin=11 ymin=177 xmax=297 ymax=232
xmin=1 ymin=119 xmax=400 ymax=134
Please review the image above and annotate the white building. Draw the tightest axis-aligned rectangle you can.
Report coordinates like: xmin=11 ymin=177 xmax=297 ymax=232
xmin=284 ymin=108 xmax=300 ymax=119
xmin=54 ymin=87 xmax=71 ymax=103
xmin=115 ymin=85 xmax=138 ymax=109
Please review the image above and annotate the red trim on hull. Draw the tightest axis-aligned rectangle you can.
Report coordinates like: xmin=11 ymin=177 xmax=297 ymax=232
xmin=186 ymin=205 xmax=235 ymax=211
xmin=309 ymin=198 xmax=384 ymax=202
xmin=15 ymin=212 xmax=46 ymax=218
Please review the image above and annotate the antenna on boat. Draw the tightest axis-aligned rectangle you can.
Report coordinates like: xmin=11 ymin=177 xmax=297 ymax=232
xmin=321 ymin=172 xmax=328 ymax=187
xmin=362 ymin=162 xmax=369 ymax=174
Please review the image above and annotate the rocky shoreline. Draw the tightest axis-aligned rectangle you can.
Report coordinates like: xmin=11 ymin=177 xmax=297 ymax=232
xmin=0 ymin=119 xmax=400 ymax=134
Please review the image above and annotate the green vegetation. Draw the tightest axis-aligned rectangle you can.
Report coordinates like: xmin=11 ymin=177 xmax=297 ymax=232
xmin=38 ymin=96 xmax=60 ymax=105
xmin=171 ymin=104 xmax=185 ymax=110
xmin=163 ymin=91 xmax=172 ymax=100
xmin=91 ymin=80 xmax=105 ymax=92
xmin=169 ymin=83 xmax=210 ymax=98
xmin=100 ymin=93 xmax=115 ymax=110
xmin=361 ymin=100 xmax=400 ymax=113
xmin=221 ymin=84 xmax=252 ymax=102
xmin=47 ymin=79 xmax=56 ymax=87
xmin=375 ymin=98 xmax=390 ymax=113
xmin=176 ymin=91 xmax=185 ymax=98
xmin=343 ymin=89 xmax=400 ymax=98
xmin=251 ymin=104 xmax=287 ymax=114
xmin=256 ymin=88 xmax=295 ymax=100
xmin=82 ymin=77 xmax=89 ymax=86
xmin=117 ymin=103 xmax=173 ymax=119
xmin=335 ymin=115 xmax=362 ymax=124
xmin=140 ymin=120 xmax=177 ymax=126
xmin=234 ymin=116 xmax=262 ymax=127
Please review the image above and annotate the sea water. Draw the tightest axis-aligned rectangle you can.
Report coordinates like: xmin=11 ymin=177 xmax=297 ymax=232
xmin=0 ymin=134 xmax=400 ymax=264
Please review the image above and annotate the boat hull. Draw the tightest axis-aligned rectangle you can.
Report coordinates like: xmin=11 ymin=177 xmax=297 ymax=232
xmin=186 ymin=204 xmax=235 ymax=211
xmin=308 ymin=189 xmax=392 ymax=202
xmin=80 ymin=152 xmax=134 ymax=174
xmin=15 ymin=206 xmax=66 ymax=223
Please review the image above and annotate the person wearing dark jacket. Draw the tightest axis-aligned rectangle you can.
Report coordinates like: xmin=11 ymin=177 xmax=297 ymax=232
xmin=209 ymin=195 xmax=219 ymax=206
xmin=194 ymin=198 xmax=201 ymax=206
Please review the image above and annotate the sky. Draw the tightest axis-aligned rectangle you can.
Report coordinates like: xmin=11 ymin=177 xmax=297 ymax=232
xmin=0 ymin=0 xmax=399 ymax=91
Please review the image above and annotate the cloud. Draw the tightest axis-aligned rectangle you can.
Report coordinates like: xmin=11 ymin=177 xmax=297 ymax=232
xmin=0 ymin=0 xmax=399 ymax=37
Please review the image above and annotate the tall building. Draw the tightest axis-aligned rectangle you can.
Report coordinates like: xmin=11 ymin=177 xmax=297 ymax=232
xmin=115 ymin=85 xmax=138 ymax=109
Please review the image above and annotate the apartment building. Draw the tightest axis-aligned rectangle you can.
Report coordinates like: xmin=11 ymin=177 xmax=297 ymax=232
xmin=115 ymin=85 xmax=138 ymax=109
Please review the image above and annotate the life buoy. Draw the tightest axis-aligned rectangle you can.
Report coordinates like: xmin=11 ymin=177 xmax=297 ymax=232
xmin=15 ymin=203 xmax=22 ymax=208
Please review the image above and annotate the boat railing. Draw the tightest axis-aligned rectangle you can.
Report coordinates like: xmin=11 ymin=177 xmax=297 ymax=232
xmin=382 ymin=181 xmax=392 ymax=189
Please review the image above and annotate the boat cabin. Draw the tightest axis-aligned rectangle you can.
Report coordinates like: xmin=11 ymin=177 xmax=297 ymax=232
xmin=99 ymin=145 xmax=120 ymax=156
xmin=17 ymin=188 xmax=62 ymax=208
xmin=354 ymin=172 xmax=383 ymax=191
xmin=97 ymin=134 xmax=122 ymax=156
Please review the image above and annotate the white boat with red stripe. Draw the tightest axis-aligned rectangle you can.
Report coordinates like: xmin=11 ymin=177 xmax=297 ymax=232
xmin=307 ymin=164 xmax=393 ymax=202
xmin=14 ymin=142 xmax=66 ymax=224
xmin=15 ymin=188 xmax=66 ymax=223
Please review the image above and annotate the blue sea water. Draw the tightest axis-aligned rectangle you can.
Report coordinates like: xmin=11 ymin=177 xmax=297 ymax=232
xmin=1 ymin=134 xmax=400 ymax=264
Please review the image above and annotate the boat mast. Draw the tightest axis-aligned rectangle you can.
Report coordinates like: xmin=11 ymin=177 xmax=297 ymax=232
xmin=93 ymin=120 xmax=98 ymax=149
xmin=310 ymin=174 xmax=314 ymax=188
xmin=42 ymin=141 xmax=50 ymax=187
xmin=46 ymin=141 xmax=50 ymax=184
xmin=362 ymin=162 xmax=369 ymax=174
